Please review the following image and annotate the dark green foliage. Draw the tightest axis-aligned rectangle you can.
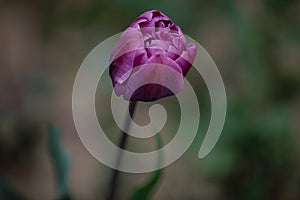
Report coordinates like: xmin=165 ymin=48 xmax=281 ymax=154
xmin=48 ymin=123 xmax=71 ymax=200
xmin=0 ymin=178 xmax=28 ymax=200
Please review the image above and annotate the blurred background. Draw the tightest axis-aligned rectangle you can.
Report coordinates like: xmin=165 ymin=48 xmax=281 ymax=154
xmin=0 ymin=0 xmax=300 ymax=199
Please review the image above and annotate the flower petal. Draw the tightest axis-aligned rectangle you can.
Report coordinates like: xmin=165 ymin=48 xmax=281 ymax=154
xmin=122 ymin=54 xmax=183 ymax=101
xmin=109 ymin=27 xmax=144 ymax=64
xmin=176 ymin=43 xmax=197 ymax=76
xmin=109 ymin=51 xmax=135 ymax=86
xmin=130 ymin=10 xmax=172 ymax=29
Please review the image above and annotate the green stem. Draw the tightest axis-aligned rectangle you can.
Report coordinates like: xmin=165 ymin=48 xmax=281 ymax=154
xmin=106 ymin=101 xmax=137 ymax=200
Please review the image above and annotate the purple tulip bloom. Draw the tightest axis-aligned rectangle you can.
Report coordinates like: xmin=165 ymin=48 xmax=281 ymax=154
xmin=109 ymin=10 xmax=197 ymax=102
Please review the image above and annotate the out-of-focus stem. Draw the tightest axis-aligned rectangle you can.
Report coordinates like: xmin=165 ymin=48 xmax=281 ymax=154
xmin=106 ymin=101 xmax=137 ymax=200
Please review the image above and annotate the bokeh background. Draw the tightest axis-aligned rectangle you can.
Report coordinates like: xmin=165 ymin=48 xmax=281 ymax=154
xmin=1 ymin=0 xmax=300 ymax=199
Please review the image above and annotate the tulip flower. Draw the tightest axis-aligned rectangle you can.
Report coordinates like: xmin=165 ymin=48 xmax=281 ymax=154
xmin=109 ymin=10 xmax=197 ymax=102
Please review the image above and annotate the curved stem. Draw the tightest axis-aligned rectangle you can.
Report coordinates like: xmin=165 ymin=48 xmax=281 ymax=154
xmin=107 ymin=101 xmax=137 ymax=200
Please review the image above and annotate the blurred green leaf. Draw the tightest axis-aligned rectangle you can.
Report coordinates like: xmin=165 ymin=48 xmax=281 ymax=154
xmin=0 ymin=178 xmax=28 ymax=200
xmin=47 ymin=123 xmax=71 ymax=200
xmin=129 ymin=135 xmax=163 ymax=200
